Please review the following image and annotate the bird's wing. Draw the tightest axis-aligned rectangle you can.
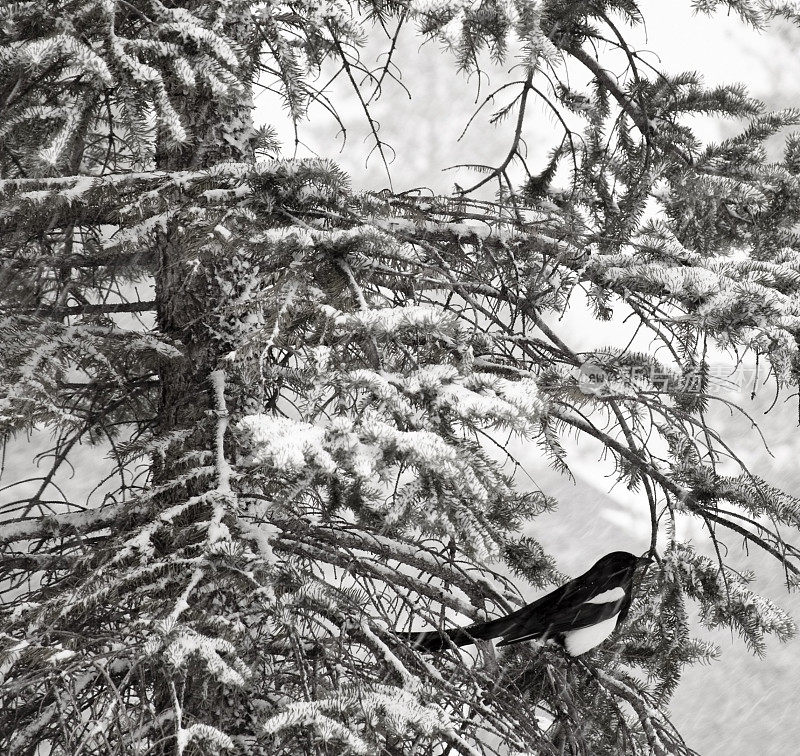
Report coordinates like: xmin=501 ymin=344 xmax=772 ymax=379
xmin=408 ymin=566 xmax=633 ymax=651
xmin=446 ymin=580 xmax=580 ymax=643
xmin=478 ymin=574 xmax=629 ymax=645
xmin=405 ymin=591 xmax=567 ymax=650
xmin=455 ymin=583 xmax=573 ymax=641
xmin=495 ymin=597 xmax=625 ymax=646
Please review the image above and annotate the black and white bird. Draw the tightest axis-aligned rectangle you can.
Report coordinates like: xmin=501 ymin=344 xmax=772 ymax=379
xmin=408 ymin=551 xmax=649 ymax=657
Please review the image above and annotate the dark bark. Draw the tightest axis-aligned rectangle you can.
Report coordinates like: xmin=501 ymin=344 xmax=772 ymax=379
xmin=153 ymin=5 xmax=257 ymax=476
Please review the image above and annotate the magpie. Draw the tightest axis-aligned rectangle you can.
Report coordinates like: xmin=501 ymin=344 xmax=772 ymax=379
xmin=408 ymin=551 xmax=649 ymax=657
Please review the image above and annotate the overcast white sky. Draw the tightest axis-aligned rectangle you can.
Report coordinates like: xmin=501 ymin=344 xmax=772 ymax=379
xmin=257 ymin=1 xmax=800 ymax=191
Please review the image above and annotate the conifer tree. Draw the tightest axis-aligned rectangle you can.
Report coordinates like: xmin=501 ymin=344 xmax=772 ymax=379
xmin=2 ymin=1 xmax=800 ymax=754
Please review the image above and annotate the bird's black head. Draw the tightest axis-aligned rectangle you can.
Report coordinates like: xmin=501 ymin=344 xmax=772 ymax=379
xmin=591 ymin=551 xmax=648 ymax=577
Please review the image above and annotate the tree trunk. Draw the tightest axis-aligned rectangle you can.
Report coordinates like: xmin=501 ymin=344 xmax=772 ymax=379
xmin=154 ymin=2 xmax=256 ymax=477
xmin=148 ymin=4 xmax=257 ymax=749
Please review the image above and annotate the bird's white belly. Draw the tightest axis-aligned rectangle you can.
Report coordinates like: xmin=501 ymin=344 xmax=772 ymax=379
xmin=562 ymin=613 xmax=619 ymax=656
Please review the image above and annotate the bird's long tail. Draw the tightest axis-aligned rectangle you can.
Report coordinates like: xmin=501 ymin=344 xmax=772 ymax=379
xmin=406 ymin=626 xmax=479 ymax=651
xmin=406 ymin=609 xmax=537 ymax=652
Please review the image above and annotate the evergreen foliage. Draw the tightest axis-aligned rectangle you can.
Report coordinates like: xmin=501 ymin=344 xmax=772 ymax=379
xmin=1 ymin=0 xmax=800 ymax=754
